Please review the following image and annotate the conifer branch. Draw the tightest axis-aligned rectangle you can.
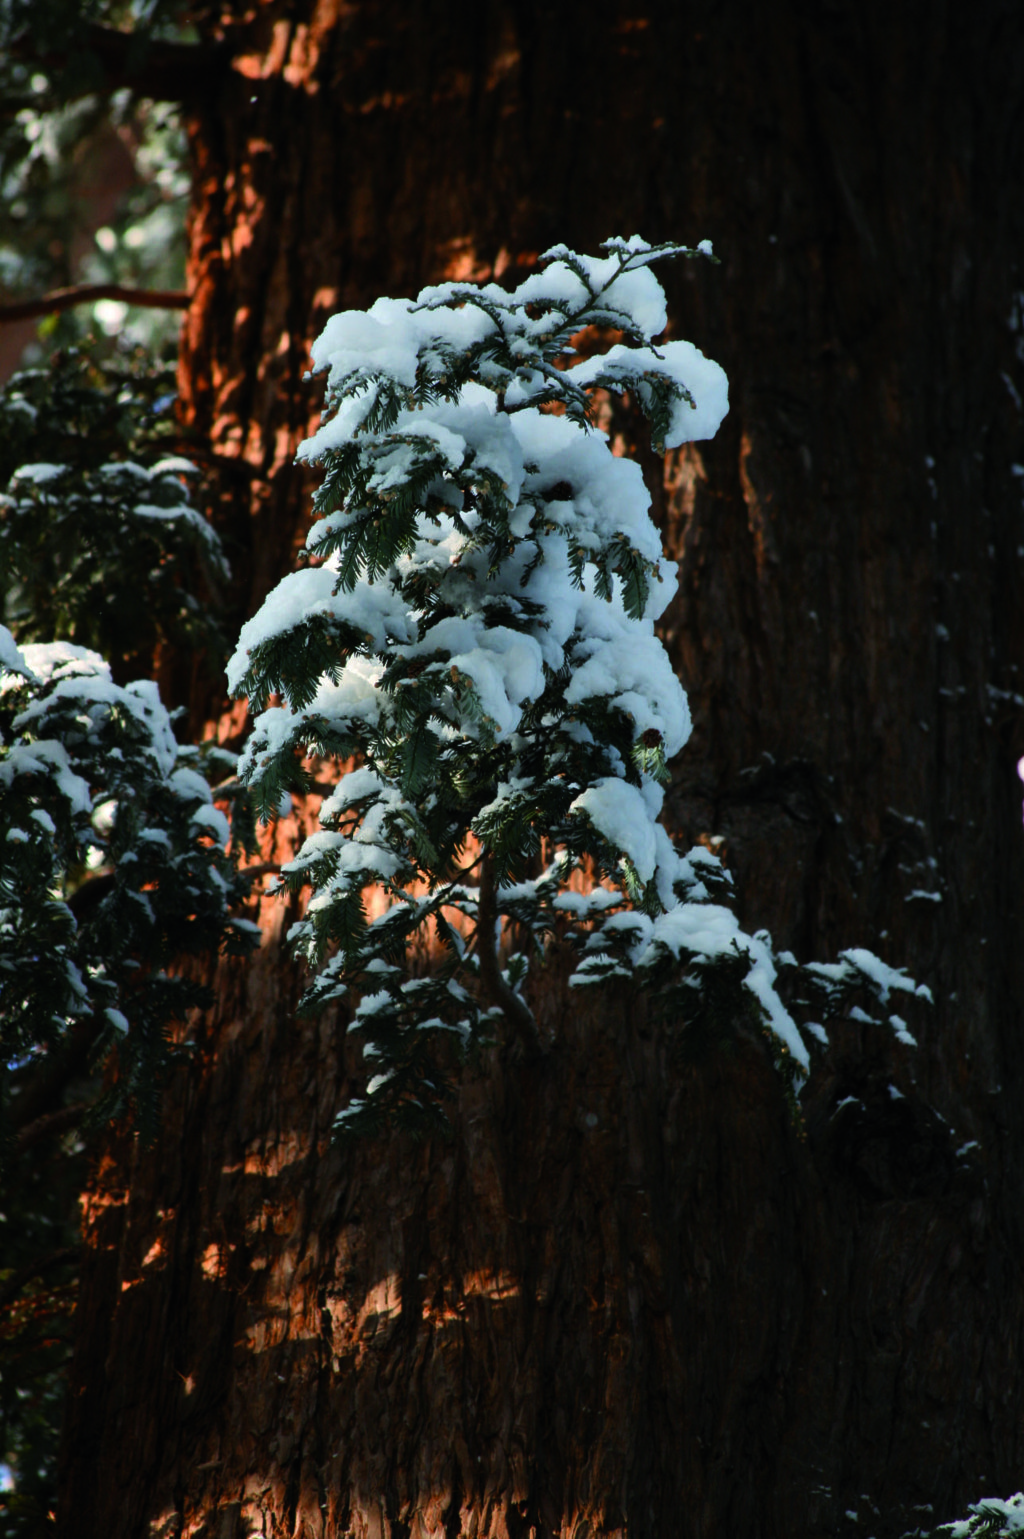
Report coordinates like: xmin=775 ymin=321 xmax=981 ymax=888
xmin=0 ymin=283 xmax=190 ymax=326
xmin=6 ymin=1023 xmax=102 ymax=1140
xmin=476 ymin=853 xmax=543 ymax=1056
xmin=227 ymin=237 xmax=922 ymax=1137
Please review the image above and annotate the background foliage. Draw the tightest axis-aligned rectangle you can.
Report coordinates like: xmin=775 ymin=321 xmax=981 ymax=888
xmin=0 ymin=9 xmax=234 ymax=1520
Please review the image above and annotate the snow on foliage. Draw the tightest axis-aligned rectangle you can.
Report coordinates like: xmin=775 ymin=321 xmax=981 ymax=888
xmin=935 ymin=1494 xmax=1024 ymax=1539
xmin=229 ymin=236 xmax=924 ymax=1136
xmin=0 ymin=349 xmax=229 ymax=680
xmin=0 ymin=629 xmax=258 ymax=1131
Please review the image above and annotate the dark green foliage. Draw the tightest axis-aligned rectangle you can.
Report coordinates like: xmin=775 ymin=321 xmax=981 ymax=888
xmin=0 ymin=0 xmax=191 ymax=365
xmin=0 ymin=643 xmax=259 ymax=1143
xmin=0 ymin=1135 xmax=81 ymax=1537
xmin=929 ymin=1496 xmax=1024 ymax=1539
xmin=0 ymin=315 xmax=251 ymax=1522
xmin=229 ymin=238 xmax=924 ymax=1141
xmin=0 ymin=347 xmax=227 ymax=682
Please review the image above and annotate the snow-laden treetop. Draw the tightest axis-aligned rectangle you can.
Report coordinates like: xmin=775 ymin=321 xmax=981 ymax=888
xmin=229 ymin=236 xmax=924 ymax=1136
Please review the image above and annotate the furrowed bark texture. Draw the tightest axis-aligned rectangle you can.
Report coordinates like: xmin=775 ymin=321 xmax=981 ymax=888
xmin=60 ymin=2 xmax=1024 ymax=1536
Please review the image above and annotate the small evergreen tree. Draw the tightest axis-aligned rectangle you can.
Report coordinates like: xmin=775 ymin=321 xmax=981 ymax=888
xmin=0 ymin=346 xmax=256 ymax=1527
xmin=0 ymin=627 xmax=258 ymax=1137
xmin=230 ymin=236 xmax=928 ymax=1136
xmin=0 ymin=347 xmax=258 ymax=1145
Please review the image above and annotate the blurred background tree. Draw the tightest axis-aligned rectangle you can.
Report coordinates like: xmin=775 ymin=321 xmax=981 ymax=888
xmin=0 ymin=9 xmax=244 ymax=1528
xmin=0 ymin=0 xmax=190 ymax=382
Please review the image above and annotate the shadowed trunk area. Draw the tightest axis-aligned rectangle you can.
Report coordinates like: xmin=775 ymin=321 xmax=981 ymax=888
xmin=59 ymin=1 xmax=1024 ymax=1535
xmin=59 ymin=947 xmax=1003 ymax=1539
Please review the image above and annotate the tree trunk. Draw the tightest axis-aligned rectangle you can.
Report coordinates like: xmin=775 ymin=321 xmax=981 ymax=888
xmin=58 ymin=2 xmax=1024 ymax=1535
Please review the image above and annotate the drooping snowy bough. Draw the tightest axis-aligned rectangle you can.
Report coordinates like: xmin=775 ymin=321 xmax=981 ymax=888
xmin=229 ymin=237 xmax=928 ymax=1135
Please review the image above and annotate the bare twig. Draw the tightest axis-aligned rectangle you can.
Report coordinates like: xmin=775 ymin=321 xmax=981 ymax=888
xmin=0 ymin=283 xmax=190 ymax=326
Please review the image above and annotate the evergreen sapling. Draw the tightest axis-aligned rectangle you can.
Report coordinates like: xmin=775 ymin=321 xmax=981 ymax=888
xmin=229 ymin=236 xmax=929 ymax=1136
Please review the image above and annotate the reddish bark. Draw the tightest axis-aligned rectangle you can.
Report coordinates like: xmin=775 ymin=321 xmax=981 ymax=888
xmin=59 ymin=3 xmax=1024 ymax=1535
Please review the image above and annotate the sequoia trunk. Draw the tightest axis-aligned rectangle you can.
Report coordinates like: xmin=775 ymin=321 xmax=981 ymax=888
xmin=59 ymin=3 xmax=1024 ymax=1536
